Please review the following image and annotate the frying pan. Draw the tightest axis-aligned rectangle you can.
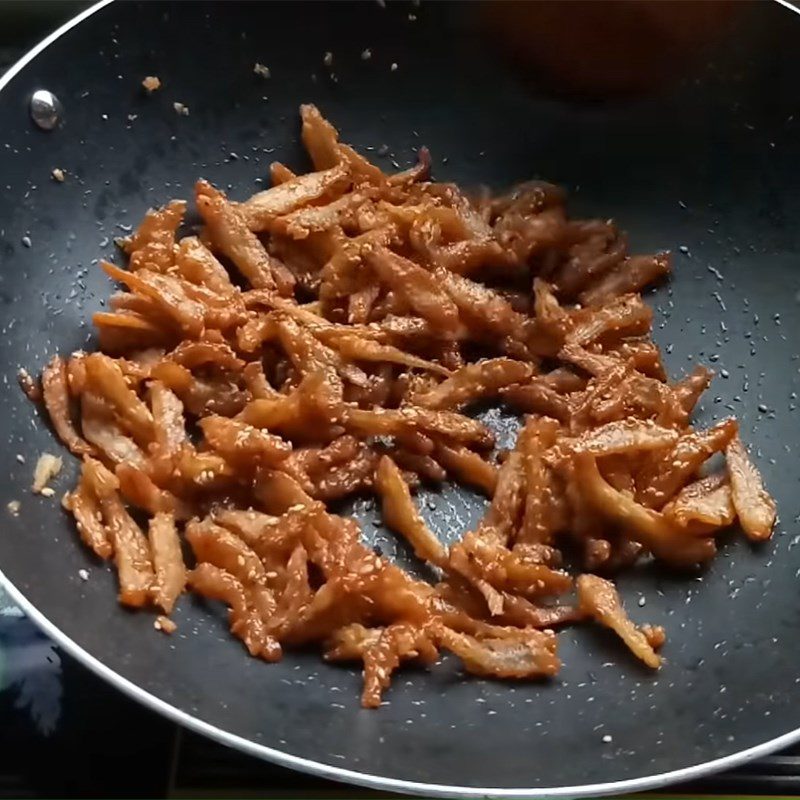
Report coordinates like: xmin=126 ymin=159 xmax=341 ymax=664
xmin=1 ymin=0 xmax=800 ymax=796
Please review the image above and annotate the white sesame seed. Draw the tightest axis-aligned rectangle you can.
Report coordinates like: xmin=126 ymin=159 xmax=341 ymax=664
xmin=361 ymin=49 xmax=372 ymax=61
xmin=173 ymin=101 xmax=189 ymax=116
xmin=78 ymin=568 xmax=89 ymax=581
xmin=253 ymin=63 xmax=270 ymax=79
xmin=602 ymin=734 xmax=613 ymax=743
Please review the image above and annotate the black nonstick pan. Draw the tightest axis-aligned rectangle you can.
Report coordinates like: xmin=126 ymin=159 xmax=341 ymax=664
xmin=1 ymin=1 xmax=800 ymax=796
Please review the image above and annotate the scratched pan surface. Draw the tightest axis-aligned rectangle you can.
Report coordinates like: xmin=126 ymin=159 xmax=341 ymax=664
xmin=1 ymin=0 xmax=800 ymax=795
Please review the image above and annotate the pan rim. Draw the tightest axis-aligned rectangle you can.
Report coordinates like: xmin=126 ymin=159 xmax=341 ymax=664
xmin=2 ymin=0 xmax=800 ymax=796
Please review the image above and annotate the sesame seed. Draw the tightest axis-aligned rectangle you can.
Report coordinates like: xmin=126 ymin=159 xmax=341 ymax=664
xmin=323 ymin=52 xmax=333 ymax=67
xmin=361 ymin=49 xmax=372 ymax=61
xmin=52 ymin=168 xmax=65 ymax=182
xmin=602 ymin=734 xmax=613 ymax=744
xmin=78 ymin=568 xmax=89 ymax=581
xmin=254 ymin=63 xmax=271 ymax=78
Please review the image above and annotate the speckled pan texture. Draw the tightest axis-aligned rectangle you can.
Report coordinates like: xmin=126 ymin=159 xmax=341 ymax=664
xmin=0 ymin=1 xmax=799 ymax=796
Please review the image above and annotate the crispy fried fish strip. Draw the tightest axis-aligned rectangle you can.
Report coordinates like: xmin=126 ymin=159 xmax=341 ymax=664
xmin=196 ymin=180 xmax=294 ymax=295
xmin=42 ymin=355 xmax=93 ymax=456
xmin=368 ymin=246 xmax=461 ymax=334
xmin=412 ymin=358 xmax=533 ymax=411
xmin=434 ymin=623 xmax=560 ymax=679
xmin=102 ymin=262 xmax=205 ymax=338
xmin=726 ymin=436 xmax=776 ymax=541
xmin=121 ymin=199 xmax=186 ymax=273
xmin=325 ymin=622 xmax=438 ymax=708
xmin=434 ymin=442 xmax=498 ymax=496
xmin=344 ymin=406 xmax=493 ymax=449
xmin=636 ymin=418 xmax=738 ymax=510
xmin=84 ymin=353 xmax=154 ymax=445
xmin=148 ymin=512 xmax=186 ymax=614
xmin=241 ymin=164 xmax=351 ymax=231
xmin=574 ymin=453 xmax=716 ymax=567
xmin=577 ymin=573 xmax=661 ymax=668
xmin=200 ymin=416 xmax=292 ymax=468
xmin=189 ymin=563 xmax=281 ymax=661
xmin=663 ymin=473 xmax=735 ymax=533
xmin=375 ymin=456 xmax=447 ymax=566
xmin=82 ymin=457 xmax=154 ymax=606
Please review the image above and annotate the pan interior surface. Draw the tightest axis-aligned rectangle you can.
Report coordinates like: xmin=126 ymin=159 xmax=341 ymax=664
xmin=0 ymin=1 xmax=799 ymax=795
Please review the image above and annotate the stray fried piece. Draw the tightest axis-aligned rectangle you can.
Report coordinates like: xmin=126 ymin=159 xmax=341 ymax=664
xmin=375 ymin=456 xmax=446 ymax=566
xmin=434 ymin=442 xmax=498 ymax=496
xmin=726 ymin=436 xmax=776 ymax=541
xmin=577 ymin=574 xmax=661 ymax=668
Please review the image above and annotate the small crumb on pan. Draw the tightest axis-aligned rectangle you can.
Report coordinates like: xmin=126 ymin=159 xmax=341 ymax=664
xmin=32 ymin=453 xmax=63 ymax=495
xmin=155 ymin=616 xmax=177 ymax=634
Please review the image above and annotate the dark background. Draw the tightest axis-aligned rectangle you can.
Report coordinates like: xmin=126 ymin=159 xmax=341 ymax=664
xmin=1 ymin=1 xmax=800 ymax=797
